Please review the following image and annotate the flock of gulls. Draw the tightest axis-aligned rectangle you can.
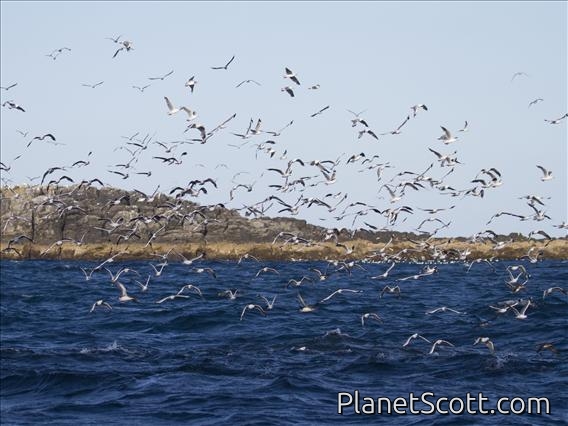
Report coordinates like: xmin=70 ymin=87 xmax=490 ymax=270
xmin=1 ymin=34 xmax=567 ymax=357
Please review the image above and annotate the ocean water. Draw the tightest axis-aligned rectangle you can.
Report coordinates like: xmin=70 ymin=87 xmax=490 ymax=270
xmin=1 ymin=259 xmax=567 ymax=425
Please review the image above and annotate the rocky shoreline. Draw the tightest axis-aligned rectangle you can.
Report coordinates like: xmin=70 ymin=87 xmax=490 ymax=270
xmin=1 ymin=185 xmax=566 ymax=261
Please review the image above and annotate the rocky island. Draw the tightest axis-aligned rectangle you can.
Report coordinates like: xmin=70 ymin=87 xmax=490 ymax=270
xmin=1 ymin=185 xmax=566 ymax=261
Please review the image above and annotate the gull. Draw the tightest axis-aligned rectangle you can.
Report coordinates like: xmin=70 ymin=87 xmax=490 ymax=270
xmin=509 ymin=300 xmax=531 ymax=319
xmin=297 ymin=292 xmax=317 ymax=312
xmin=397 ymin=272 xmax=433 ymax=282
xmin=528 ymin=229 xmax=552 ymax=242
xmin=411 ymin=104 xmax=428 ymax=118
xmin=177 ymin=284 xmax=203 ymax=298
xmin=259 ymin=295 xmax=277 ymax=310
xmin=347 ymin=108 xmax=368 ymax=118
xmin=236 ymin=79 xmax=261 ymax=88
xmin=286 ymin=276 xmax=313 ymax=288
xmin=284 ymin=67 xmax=301 ymax=85
xmin=46 ymin=47 xmax=71 ymax=60
xmin=135 ymin=275 xmax=151 ymax=292
xmin=116 ymin=281 xmax=138 ymax=303
xmin=358 ymin=129 xmax=379 ymax=140
xmin=240 ymin=304 xmax=266 ymax=320
xmin=219 ymin=289 xmax=238 ymax=300
xmin=542 ymin=287 xmax=567 ymax=299
xmin=361 ymin=313 xmax=383 ymax=327
xmin=105 ymin=34 xmax=123 ymax=43
xmin=255 ymin=266 xmax=280 ymax=277
xmin=2 ymin=100 xmax=25 ymax=112
xmin=281 ymin=86 xmax=295 ymax=97
xmin=351 ymin=116 xmax=369 ymax=127
xmin=81 ymin=81 xmax=104 ymax=89
xmin=27 ymin=133 xmax=62 ymax=148
xmin=192 ymin=267 xmax=217 ymax=279
xmin=265 ymin=120 xmax=294 ymax=137
xmin=185 ymin=76 xmax=197 ymax=92
xmin=310 ymin=105 xmax=330 ymax=118
xmin=211 ymin=55 xmax=235 ymax=70
xmin=426 ymin=306 xmax=464 ymax=315
xmin=319 ymin=288 xmax=362 ymax=303
xmin=371 ymin=262 xmax=396 ymax=279
xmin=511 ymin=71 xmax=529 ymax=82
xmin=536 ymin=343 xmax=559 ymax=354
xmin=380 ymin=285 xmax=401 ymax=298
xmin=458 ymin=121 xmax=469 ymax=132
xmin=381 ymin=115 xmax=410 ymax=135
xmin=113 ymin=40 xmax=133 ymax=58
xmin=536 ymin=165 xmax=553 ymax=181
xmin=149 ymin=262 xmax=168 ymax=277
xmin=473 ymin=337 xmax=495 ymax=354
xmin=237 ymin=253 xmax=260 ymax=264
xmin=148 ymin=70 xmax=174 ymax=81
xmin=40 ymin=239 xmax=74 ymax=256
xmin=92 ymin=250 xmax=127 ymax=272
xmin=528 ymin=98 xmax=544 ymax=108
xmin=544 ymin=113 xmax=567 ymax=124
xmin=310 ymin=267 xmax=331 ymax=281
xmin=308 ymin=84 xmax=320 ymax=90
xmin=7 ymin=234 xmax=33 ymax=247
xmin=489 ymin=303 xmax=517 ymax=314
xmin=105 ymin=267 xmax=139 ymax=283
xmin=335 ymin=242 xmax=355 ymax=255
xmin=429 ymin=339 xmax=455 ymax=354
xmin=0 ymin=83 xmax=17 ymax=91
xmin=185 ymin=123 xmax=206 ymax=142
xmin=438 ymin=126 xmax=458 ymax=144
xmin=132 ymin=84 xmax=151 ymax=92
xmin=402 ymin=333 xmax=431 ymax=347
xmin=90 ymin=299 xmax=112 ymax=313
xmin=176 ymin=252 xmax=204 ymax=266
xmin=379 ymin=184 xmax=402 ymax=203
xmin=156 ymin=294 xmax=191 ymax=304
xmin=164 ymin=96 xmax=195 ymax=119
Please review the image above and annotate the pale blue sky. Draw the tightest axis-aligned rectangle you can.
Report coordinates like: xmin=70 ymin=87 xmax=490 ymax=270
xmin=1 ymin=1 xmax=566 ymax=237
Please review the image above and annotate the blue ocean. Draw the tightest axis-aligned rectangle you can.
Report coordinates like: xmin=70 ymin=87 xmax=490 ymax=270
xmin=1 ymin=259 xmax=567 ymax=424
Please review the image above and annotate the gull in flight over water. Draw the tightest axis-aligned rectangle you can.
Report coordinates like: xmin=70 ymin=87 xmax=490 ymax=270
xmin=319 ymin=288 xmax=362 ymax=303
xmin=116 ymin=281 xmax=138 ymax=303
xmin=259 ymin=295 xmax=277 ymax=310
xmin=425 ymin=306 xmax=464 ymax=315
xmin=474 ymin=337 xmax=495 ymax=354
xmin=429 ymin=339 xmax=455 ymax=354
xmin=542 ymin=286 xmax=567 ymax=299
xmin=240 ymin=304 xmax=266 ymax=320
xmin=403 ymin=333 xmax=431 ymax=348
xmin=361 ymin=313 xmax=383 ymax=327
xmin=90 ymin=299 xmax=112 ymax=313
xmin=509 ymin=300 xmax=531 ymax=319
